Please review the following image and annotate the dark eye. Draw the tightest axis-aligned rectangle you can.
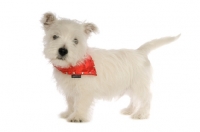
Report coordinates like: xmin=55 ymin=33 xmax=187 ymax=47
xmin=53 ymin=35 xmax=59 ymax=40
xmin=73 ymin=38 xmax=78 ymax=44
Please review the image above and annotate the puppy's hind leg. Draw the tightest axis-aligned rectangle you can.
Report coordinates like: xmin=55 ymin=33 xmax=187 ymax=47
xmin=121 ymin=95 xmax=140 ymax=115
xmin=131 ymin=89 xmax=152 ymax=119
xmin=121 ymin=102 xmax=133 ymax=115
xmin=130 ymin=77 xmax=152 ymax=119
xmin=131 ymin=96 xmax=151 ymax=119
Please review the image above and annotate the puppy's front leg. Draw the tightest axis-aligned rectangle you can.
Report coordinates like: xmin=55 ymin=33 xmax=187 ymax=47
xmin=67 ymin=94 xmax=93 ymax=122
xmin=60 ymin=96 xmax=74 ymax=119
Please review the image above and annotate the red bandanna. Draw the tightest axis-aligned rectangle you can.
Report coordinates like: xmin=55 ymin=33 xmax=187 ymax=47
xmin=54 ymin=56 xmax=97 ymax=76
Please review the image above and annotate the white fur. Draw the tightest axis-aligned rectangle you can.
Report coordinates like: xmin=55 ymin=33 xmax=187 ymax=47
xmin=41 ymin=12 xmax=180 ymax=122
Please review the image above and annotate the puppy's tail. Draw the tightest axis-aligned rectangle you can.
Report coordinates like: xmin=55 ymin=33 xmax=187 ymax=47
xmin=137 ymin=34 xmax=181 ymax=55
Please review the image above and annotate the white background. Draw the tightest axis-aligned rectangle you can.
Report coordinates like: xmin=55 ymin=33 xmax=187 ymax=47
xmin=0 ymin=0 xmax=200 ymax=132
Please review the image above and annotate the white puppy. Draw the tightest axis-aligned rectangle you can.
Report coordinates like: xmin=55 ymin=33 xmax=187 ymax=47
xmin=41 ymin=12 xmax=180 ymax=122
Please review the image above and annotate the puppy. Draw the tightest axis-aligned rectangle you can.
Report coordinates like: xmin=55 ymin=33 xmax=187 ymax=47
xmin=41 ymin=12 xmax=180 ymax=122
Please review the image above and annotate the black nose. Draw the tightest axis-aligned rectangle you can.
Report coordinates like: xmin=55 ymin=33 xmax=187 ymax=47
xmin=58 ymin=48 xmax=68 ymax=56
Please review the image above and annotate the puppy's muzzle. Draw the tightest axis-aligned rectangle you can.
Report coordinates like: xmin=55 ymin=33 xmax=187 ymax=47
xmin=58 ymin=48 xmax=68 ymax=56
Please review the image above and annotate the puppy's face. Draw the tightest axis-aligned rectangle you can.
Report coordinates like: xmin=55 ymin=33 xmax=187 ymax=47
xmin=41 ymin=13 xmax=98 ymax=67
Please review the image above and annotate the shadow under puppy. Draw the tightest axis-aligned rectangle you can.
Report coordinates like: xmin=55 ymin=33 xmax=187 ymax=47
xmin=41 ymin=12 xmax=180 ymax=122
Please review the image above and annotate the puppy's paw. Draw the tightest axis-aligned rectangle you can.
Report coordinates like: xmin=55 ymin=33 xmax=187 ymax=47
xmin=67 ymin=113 xmax=87 ymax=123
xmin=131 ymin=113 xmax=149 ymax=119
xmin=59 ymin=110 xmax=72 ymax=119
xmin=121 ymin=108 xmax=133 ymax=115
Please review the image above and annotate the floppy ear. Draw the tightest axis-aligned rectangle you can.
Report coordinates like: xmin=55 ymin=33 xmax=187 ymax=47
xmin=83 ymin=23 xmax=99 ymax=35
xmin=41 ymin=12 xmax=57 ymax=30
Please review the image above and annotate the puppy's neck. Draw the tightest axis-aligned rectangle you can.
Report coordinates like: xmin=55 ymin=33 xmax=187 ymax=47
xmin=54 ymin=55 xmax=97 ymax=77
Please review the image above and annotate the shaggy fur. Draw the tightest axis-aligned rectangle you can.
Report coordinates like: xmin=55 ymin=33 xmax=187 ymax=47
xmin=41 ymin=12 xmax=180 ymax=122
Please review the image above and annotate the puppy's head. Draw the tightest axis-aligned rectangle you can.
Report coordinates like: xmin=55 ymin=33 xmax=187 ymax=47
xmin=41 ymin=12 xmax=98 ymax=67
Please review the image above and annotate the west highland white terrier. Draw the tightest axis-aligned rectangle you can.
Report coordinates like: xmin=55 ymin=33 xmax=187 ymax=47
xmin=41 ymin=12 xmax=180 ymax=122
